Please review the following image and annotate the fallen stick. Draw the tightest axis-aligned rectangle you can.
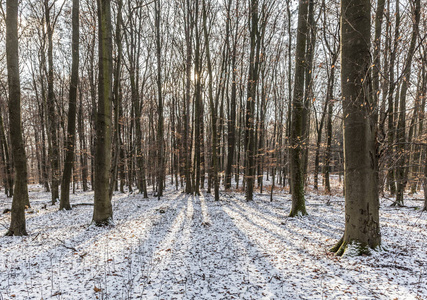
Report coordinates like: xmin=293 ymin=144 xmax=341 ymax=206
xmin=71 ymin=203 xmax=94 ymax=207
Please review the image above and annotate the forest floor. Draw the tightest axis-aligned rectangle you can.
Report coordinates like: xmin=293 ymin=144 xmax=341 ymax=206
xmin=0 ymin=180 xmax=426 ymax=300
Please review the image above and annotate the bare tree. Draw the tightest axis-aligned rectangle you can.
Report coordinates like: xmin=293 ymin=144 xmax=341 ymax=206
xmin=5 ymin=0 xmax=29 ymax=236
xmin=60 ymin=0 xmax=80 ymax=210
xmin=331 ymin=0 xmax=380 ymax=256
xmin=93 ymin=0 xmax=113 ymax=225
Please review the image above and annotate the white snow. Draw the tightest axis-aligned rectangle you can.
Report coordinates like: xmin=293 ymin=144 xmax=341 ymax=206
xmin=0 ymin=183 xmax=426 ymax=299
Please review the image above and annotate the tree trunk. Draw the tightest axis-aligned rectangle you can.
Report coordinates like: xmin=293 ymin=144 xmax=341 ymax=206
xmin=60 ymin=0 xmax=80 ymax=210
xmin=184 ymin=0 xmax=193 ymax=194
xmin=313 ymin=95 xmax=328 ymax=191
xmin=78 ymin=84 xmax=88 ymax=192
xmin=289 ymin=0 xmax=309 ymax=217
xmin=331 ymin=0 xmax=380 ymax=256
xmin=386 ymin=0 xmax=400 ymax=196
xmin=245 ymin=0 xmax=260 ymax=201
xmin=394 ymin=0 xmax=420 ymax=206
xmin=225 ymin=0 xmax=238 ymax=190
xmin=109 ymin=0 xmax=123 ymax=201
xmin=302 ymin=0 xmax=316 ymax=184
xmin=203 ymin=0 xmax=220 ymax=201
xmin=0 ymin=106 xmax=13 ymax=197
xmin=285 ymin=0 xmax=292 ymax=191
xmin=324 ymin=59 xmax=337 ymax=194
xmin=194 ymin=0 xmax=203 ymax=195
xmin=93 ymin=0 xmax=113 ymax=225
xmin=45 ymin=0 xmax=60 ymax=204
xmin=155 ymin=0 xmax=164 ymax=199
xmin=6 ymin=0 xmax=29 ymax=236
xmin=373 ymin=0 xmax=385 ymax=119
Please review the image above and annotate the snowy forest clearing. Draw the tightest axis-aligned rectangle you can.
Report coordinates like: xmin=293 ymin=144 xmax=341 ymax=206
xmin=0 ymin=185 xmax=426 ymax=300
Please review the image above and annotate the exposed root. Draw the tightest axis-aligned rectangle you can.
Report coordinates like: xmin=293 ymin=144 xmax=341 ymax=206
xmin=91 ymin=217 xmax=115 ymax=227
xmin=330 ymin=237 xmax=373 ymax=256
xmin=329 ymin=237 xmax=344 ymax=255
xmin=5 ymin=228 xmax=28 ymax=237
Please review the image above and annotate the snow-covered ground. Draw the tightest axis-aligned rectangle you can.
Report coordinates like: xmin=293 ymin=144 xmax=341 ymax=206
xmin=0 ymin=183 xmax=426 ymax=299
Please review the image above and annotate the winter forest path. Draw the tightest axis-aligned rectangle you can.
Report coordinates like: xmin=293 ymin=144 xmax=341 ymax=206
xmin=0 ymin=185 xmax=426 ymax=299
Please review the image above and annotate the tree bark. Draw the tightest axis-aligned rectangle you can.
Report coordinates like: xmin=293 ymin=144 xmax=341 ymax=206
xmin=45 ymin=0 xmax=60 ymax=204
xmin=225 ymin=0 xmax=237 ymax=190
xmin=331 ymin=0 xmax=380 ymax=256
xmin=386 ymin=0 xmax=400 ymax=196
xmin=184 ymin=0 xmax=193 ymax=194
xmin=93 ymin=0 xmax=113 ymax=225
xmin=155 ymin=0 xmax=164 ymax=199
xmin=394 ymin=0 xmax=420 ymax=206
xmin=78 ymin=84 xmax=88 ymax=192
xmin=203 ymin=0 xmax=220 ymax=201
xmin=60 ymin=0 xmax=80 ymax=210
xmin=289 ymin=0 xmax=309 ymax=217
xmin=109 ymin=0 xmax=123 ymax=201
xmin=245 ymin=0 xmax=260 ymax=201
xmin=0 ymin=106 xmax=13 ymax=197
xmin=6 ymin=0 xmax=29 ymax=236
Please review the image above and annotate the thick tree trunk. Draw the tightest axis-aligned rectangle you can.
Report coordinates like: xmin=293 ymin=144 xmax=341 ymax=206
xmin=6 ymin=0 xmax=29 ymax=236
xmin=289 ymin=0 xmax=309 ymax=217
xmin=331 ymin=0 xmax=380 ymax=256
xmin=93 ymin=0 xmax=113 ymax=225
xmin=60 ymin=0 xmax=80 ymax=210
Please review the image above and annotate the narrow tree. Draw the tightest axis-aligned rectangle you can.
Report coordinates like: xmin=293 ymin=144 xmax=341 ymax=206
xmin=45 ymin=0 xmax=61 ymax=204
xmin=245 ymin=0 xmax=260 ymax=201
xmin=203 ymin=0 xmax=220 ymax=201
xmin=0 ymin=106 xmax=13 ymax=197
xmin=5 ymin=0 xmax=29 ymax=236
xmin=193 ymin=0 xmax=203 ymax=194
xmin=386 ymin=0 xmax=400 ymax=196
xmin=60 ymin=0 xmax=80 ymax=210
xmin=331 ymin=0 xmax=380 ymax=255
xmin=109 ymin=0 xmax=123 ymax=200
xmin=225 ymin=0 xmax=237 ymax=190
xmin=93 ymin=0 xmax=113 ymax=225
xmin=183 ymin=0 xmax=193 ymax=194
xmin=394 ymin=0 xmax=420 ymax=206
xmin=155 ymin=0 xmax=164 ymax=198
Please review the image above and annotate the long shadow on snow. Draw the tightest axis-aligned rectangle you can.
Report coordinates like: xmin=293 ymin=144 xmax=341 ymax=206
xmin=230 ymin=200 xmax=342 ymax=245
xmin=126 ymin=193 xmax=194 ymax=298
xmin=0 ymin=192 xmax=188 ymax=299
xmin=220 ymin=199 xmax=395 ymax=299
